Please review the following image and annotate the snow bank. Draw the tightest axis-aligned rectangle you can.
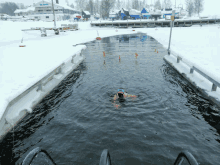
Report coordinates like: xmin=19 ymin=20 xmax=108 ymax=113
xmin=0 ymin=21 xmax=139 ymax=130
xmin=139 ymin=26 xmax=220 ymax=84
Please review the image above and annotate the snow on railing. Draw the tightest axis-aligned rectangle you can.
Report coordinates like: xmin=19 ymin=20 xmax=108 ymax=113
xmin=168 ymin=51 xmax=220 ymax=92
xmin=0 ymin=48 xmax=85 ymax=139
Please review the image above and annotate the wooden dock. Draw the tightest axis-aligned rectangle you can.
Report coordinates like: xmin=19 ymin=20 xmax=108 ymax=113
xmin=91 ymin=18 xmax=220 ymax=28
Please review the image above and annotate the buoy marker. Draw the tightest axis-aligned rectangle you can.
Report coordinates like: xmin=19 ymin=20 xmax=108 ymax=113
xmin=135 ymin=53 xmax=138 ymax=58
xmin=103 ymin=51 xmax=106 ymax=57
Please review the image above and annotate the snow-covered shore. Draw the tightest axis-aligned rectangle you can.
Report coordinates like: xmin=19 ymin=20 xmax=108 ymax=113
xmin=0 ymin=20 xmax=220 ymax=138
xmin=136 ymin=24 xmax=220 ymax=105
xmin=0 ymin=20 xmax=142 ymax=138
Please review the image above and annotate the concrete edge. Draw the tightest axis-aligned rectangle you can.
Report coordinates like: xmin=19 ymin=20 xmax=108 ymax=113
xmin=163 ymin=56 xmax=220 ymax=108
xmin=0 ymin=47 xmax=86 ymax=141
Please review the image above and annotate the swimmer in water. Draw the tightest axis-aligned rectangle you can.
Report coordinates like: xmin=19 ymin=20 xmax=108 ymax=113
xmin=113 ymin=89 xmax=137 ymax=109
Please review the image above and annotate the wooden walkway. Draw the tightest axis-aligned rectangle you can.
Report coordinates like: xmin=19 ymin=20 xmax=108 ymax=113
xmin=91 ymin=18 xmax=220 ymax=28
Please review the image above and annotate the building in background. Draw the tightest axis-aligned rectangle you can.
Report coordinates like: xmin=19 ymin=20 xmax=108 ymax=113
xmin=13 ymin=0 xmax=80 ymax=21
xmin=82 ymin=11 xmax=90 ymax=20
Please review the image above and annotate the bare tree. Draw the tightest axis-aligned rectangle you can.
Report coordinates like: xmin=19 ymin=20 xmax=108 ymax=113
xmin=85 ymin=0 xmax=94 ymax=14
xmin=154 ymin=0 xmax=161 ymax=10
xmin=75 ymin=0 xmax=87 ymax=11
xmin=132 ymin=0 xmax=139 ymax=10
xmin=125 ymin=0 xmax=130 ymax=10
xmin=65 ymin=0 xmax=70 ymax=6
xmin=115 ymin=0 xmax=121 ymax=10
xmin=93 ymin=0 xmax=100 ymax=14
xmin=163 ymin=0 xmax=172 ymax=9
xmin=194 ymin=0 xmax=204 ymax=16
xmin=143 ymin=0 xmax=147 ymax=7
xmin=185 ymin=0 xmax=194 ymax=17
xmin=100 ymin=0 xmax=115 ymax=18
xmin=0 ymin=2 xmax=19 ymax=16
xmin=70 ymin=3 xmax=74 ymax=8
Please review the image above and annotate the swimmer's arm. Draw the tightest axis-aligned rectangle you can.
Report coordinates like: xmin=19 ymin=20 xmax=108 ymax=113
xmin=113 ymin=94 xmax=118 ymax=100
xmin=127 ymin=94 xmax=137 ymax=98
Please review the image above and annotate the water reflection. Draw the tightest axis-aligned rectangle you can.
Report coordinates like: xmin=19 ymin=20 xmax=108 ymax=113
xmin=161 ymin=64 xmax=220 ymax=142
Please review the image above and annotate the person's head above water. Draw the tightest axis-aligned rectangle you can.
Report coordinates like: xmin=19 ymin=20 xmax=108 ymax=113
xmin=117 ymin=89 xmax=124 ymax=98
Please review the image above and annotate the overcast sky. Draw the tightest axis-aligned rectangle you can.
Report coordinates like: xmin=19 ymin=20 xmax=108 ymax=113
xmin=1 ymin=0 xmax=220 ymax=16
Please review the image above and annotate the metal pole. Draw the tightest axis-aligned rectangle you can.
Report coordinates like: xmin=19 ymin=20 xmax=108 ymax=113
xmin=168 ymin=10 xmax=175 ymax=55
xmin=51 ymin=0 xmax=56 ymax=28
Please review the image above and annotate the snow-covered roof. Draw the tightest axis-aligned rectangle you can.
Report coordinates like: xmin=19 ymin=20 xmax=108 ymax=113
xmin=84 ymin=11 xmax=90 ymax=15
xmin=14 ymin=9 xmax=24 ymax=13
xmin=55 ymin=3 xmax=79 ymax=11
xmin=109 ymin=10 xmax=120 ymax=14
xmin=14 ymin=7 xmax=35 ymax=13
xmin=129 ymin=9 xmax=141 ymax=15
xmin=94 ymin=13 xmax=100 ymax=17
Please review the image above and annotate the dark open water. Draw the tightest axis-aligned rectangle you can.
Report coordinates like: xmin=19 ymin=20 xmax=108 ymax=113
xmin=0 ymin=34 xmax=220 ymax=165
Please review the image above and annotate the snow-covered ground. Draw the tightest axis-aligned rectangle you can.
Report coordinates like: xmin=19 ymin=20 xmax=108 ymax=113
xmin=0 ymin=20 xmax=141 ymax=126
xmin=0 ymin=20 xmax=220 ymax=131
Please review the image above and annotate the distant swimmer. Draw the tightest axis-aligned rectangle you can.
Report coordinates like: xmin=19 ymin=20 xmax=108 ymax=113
xmin=113 ymin=89 xmax=137 ymax=109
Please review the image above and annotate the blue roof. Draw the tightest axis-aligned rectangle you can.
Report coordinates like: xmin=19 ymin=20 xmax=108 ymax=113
xmin=141 ymin=8 xmax=148 ymax=13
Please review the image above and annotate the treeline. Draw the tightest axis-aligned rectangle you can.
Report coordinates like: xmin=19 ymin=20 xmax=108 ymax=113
xmin=0 ymin=0 xmax=204 ymax=17
xmin=0 ymin=2 xmax=19 ymax=16
xmin=74 ymin=0 xmax=204 ymax=18
xmin=185 ymin=0 xmax=204 ymax=17
xmin=74 ymin=0 xmax=172 ymax=18
xmin=0 ymin=2 xmax=29 ymax=16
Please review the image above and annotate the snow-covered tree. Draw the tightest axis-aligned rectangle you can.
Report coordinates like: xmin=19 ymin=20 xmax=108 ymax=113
xmin=93 ymin=0 xmax=100 ymax=14
xmin=154 ymin=0 xmax=161 ymax=10
xmin=0 ymin=2 xmax=19 ymax=16
xmin=125 ymin=0 xmax=131 ymax=10
xmin=185 ymin=0 xmax=194 ymax=17
xmin=70 ymin=3 xmax=74 ymax=8
xmin=132 ymin=0 xmax=139 ymax=10
xmin=100 ymin=0 xmax=115 ymax=18
xmin=85 ymin=0 xmax=94 ymax=14
xmin=163 ymin=0 xmax=172 ymax=9
xmin=115 ymin=0 xmax=121 ymax=10
xmin=65 ymin=0 xmax=69 ymax=6
xmin=194 ymin=0 xmax=204 ymax=16
xmin=143 ymin=0 xmax=147 ymax=7
xmin=75 ymin=0 xmax=87 ymax=11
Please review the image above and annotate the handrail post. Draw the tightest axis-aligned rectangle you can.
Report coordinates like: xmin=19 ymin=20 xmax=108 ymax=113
xmin=168 ymin=10 xmax=175 ymax=55
xmin=212 ymin=84 xmax=217 ymax=91
xmin=190 ymin=68 xmax=194 ymax=74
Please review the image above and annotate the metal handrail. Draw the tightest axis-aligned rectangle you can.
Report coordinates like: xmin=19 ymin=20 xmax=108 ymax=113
xmin=21 ymin=148 xmax=198 ymax=165
xmin=169 ymin=52 xmax=220 ymax=91
xmin=173 ymin=151 xmax=198 ymax=165
xmin=22 ymin=147 xmax=56 ymax=165
xmin=99 ymin=149 xmax=112 ymax=165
